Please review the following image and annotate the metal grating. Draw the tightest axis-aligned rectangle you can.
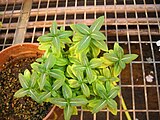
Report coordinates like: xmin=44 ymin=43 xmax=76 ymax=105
xmin=0 ymin=0 xmax=160 ymax=119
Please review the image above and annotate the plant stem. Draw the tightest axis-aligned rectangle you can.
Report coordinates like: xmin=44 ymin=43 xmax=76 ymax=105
xmin=118 ymin=93 xmax=132 ymax=120
xmin=113 ymin=82 xmax=132 ymax=120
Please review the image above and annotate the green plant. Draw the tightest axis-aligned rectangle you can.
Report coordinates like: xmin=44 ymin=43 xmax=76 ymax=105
xmin=14 ymin=16 xmax=138 ymax=120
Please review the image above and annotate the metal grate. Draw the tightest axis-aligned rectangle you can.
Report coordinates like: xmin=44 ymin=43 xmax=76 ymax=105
xmin=0 ymin=0 xmax=160 ymax=120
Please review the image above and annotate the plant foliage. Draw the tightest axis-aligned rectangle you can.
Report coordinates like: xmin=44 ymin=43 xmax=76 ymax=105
xmin=14 ymin=16 xmax=138 ymax=120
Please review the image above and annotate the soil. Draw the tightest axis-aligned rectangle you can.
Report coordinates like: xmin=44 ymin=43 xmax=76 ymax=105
xmin=0 ymin=57 xmax=52 ymax=120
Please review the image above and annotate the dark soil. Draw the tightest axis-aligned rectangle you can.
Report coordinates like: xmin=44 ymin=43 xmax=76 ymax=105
xmin=0 ymin=57 xmax=52 ymax=120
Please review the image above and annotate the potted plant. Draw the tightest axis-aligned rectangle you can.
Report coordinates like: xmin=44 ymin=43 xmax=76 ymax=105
xmin=14 ymin=16 xmax=138 ymax=120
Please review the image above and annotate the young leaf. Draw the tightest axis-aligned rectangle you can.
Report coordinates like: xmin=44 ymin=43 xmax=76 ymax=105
xmin=58 ymin=31 xmax=73 ymax=39
xmin=30 ymin=72 xmax=38 ymax=88
xmin=92 ymin=39 xmax=108 ymax=51
xmin=76 ymin=35 xmax=91 ymax=53
xmin=105 ymin=80 xmax=111 ymax=93
xmin=96 ymin=81 xmax=107 ymax=99
xmin=72 ymin=32 xmax=84 ymax=42
xmin=90 ymin=16 xmax=104 ymax=32
xmin=68 ymin=79 xmax=80 ymax=88
xmin=44 ymin=54 xmax=56 ymax=69
xmin=90 ymin=43 xmax=100 ymax=58
xmin=24 ymin=69 xmax=31 ymax=81
xmin=19 ymin=73 xmax=29 ymax=89
xmin=86 ymin=67 xmax=94 ymax=84
xmin=62 ymin=83 xmax=72 ymax=99
xmin=52 ymin=37 xmax=60 ymax=55
xmin=50 ymin=21 xmax=57 ymax=34
xmin=40 ymin=92 xmax=51 ymax=101
xmin=52 ymin=79 xmax=65 ymax=90
xmin=37 ymin=36 xmax=53 ymax=42
xmin=91 ymin=31 xmax=106 ymax=41
xmin=119 ymin=60 xmax=126 ymax=69
xmin=66 ymin=65 xmax=76 ymax=79
xmin=103 ymin=53 xmax=119 ymax=62
xmin=114 ymin=42 xmax=124 ymax=59
xmin=47 ymin=98 xmax=67 ymax=106
xmin=121 ymin=54 xmax=138 ymax=64
xmin=39 ymin=73 xmax=46 ymax=90
xmin=91 ymin=100 xmax=107 ymax=113
xmin=14 ymin=88 xmax=29 ymax=98
xmin=76 ymin=24 xmax=90 ymax=35
xmin=49 ymin=69 xmax=65 ymax=80
xmin=64 ymin=104 xmax=73 ymax=120
xmin=56 ymin=58 xmax=68 ymax=66
xmin=79 ymin=53 xmax=89 ymax=66
xmin=108 ymin=86 xmax=120 ymax=99
xmin=29 ymin=89 xmax=40 ymax=103
xmin=89 ymin=58 xmax=103 ymax=68
xmin=103 ymin=68 xmax=111 ymax=78
xmin=70 ymin=96 xmax=88 ymax=106
xmin=106 ymin=98 xmax=117 ymax=109
xmin=113 ymin=62 xmax=122 ymax=77
xmin=81 ymin=83 xmax=90 ymax=97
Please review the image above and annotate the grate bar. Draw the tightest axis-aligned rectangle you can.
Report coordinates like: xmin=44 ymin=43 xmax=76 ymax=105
xmin=1 ymin=4 xmax=160 ymax=19
xmin=13 ymin=0 xmax=32 ymax=44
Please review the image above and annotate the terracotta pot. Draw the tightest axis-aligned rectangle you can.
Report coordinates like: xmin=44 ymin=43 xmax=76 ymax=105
xmin=0 ymin=43 xmax=43 ymax=71
xmin=0 ymin=43 xmax=63 ymax=120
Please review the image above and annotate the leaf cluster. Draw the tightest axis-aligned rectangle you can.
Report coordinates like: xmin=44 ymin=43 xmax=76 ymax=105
xmin=14 ymin=16 xmax=138 ymax=120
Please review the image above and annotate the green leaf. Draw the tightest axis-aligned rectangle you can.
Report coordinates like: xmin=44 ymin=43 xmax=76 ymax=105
xmin=39 ymin=73 xmax=46 ymax=90
xmin=90 ymin=43 xmax=100 ymax=57
xmin=19 ymin=73 xmax=29 ymax=88
xmin=103 ymin=52 xmax=119 ymax=62
xmin=113 ymin=62 xmax=122 ymax=77
xmin=38 ymin=43 xmax=51 ymax=50
xmin=72 ymin=32 xmax=84 ymax=42
xmin=76 ymin=24 xmax=90 ymax=35
xmin=29 ymin=89 xmax=40 ymax=103
xmin=96 ymin=81 xmax=107 ymax=99
xmin=50 ymin=21 xmax=57 ymax=34
xmin=30 ymin=72 xmax=38 ymax=88
xmin=76 ymin=35 xmax=91 ymax=53
xmin=24 ymin=69 xmax=31 ymax=81
xmin=122 ymin=54 xmax=138 ymax=64
xmin=14 ymin=88 xmax=29 ymax=98
xmin=66 ymin=65 xmax=75 ymax=78
xmin=44 ymin=54 xmax=56 ymax=69
xmin=92 ymin=39 xmax=108 ymax=51
xmin=68 ymin=56 xmax=81 ymax=64
xmin=106 ymin=98 xmax=117 ymax=109
xmin=90 ymin=16 xmax=104 ymax=32
xmin=44 ymin=80 xmax=52 ymax=91
xmin=119 ymin=60 xmax=126 ymax=69
xmin=91 ymin=100 xmax=107 ymax=113
xmin=79 ymin=53 xmax=89 ymax=66
xmin=40 ymin=92 xmax=51 ymax=101
xmin=52 ymin=79 xmax=65 ymax=90
xmin=90 ymin=58 xmax=103 ymax=68
xmin=105 ymin=80 xmax=111 ymax=93
xmin=103 ymin=68 xmax=111 ymax=78
xmin=86 ymin=67 xmax=94 ymax=84
xmin=37 ymin=36 xmax=53 ymax=42
xmin=64 ymin=104 xmax=73 ymax=120
xmin=62 ymin=83 xmax=72 ymax=99
xmin=58 ymin=31 xmax=72 ymax=38
xmin=114 ymin=42 xmax=124 ymax=59
xmin=49 ymin=69 xmax=65 ymax=79
xmin=52 ymin=37 xmax=60 ymax=55
xmin=47 ymin=98 xmax=67 ymax=106
xmin=107 ymin=105 xmax=117 ymax=115
xmin=81 ymin=83 xmax=90 ymax=97
xmin=68 ymin=79 xmax=80 ymax=88
xmin=108 ymin=86 xmax=120 ymax=99
xmin=91 ymin=31 xmax=106 ymax=41
xmin=56 ymin=58 xmax=68 ymax=66
xmin=70 ymin=96 xmax=88 ymax=106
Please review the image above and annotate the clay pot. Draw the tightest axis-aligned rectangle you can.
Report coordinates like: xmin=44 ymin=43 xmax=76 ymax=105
xmin=0 ymin=43 xmax=63 ymax=120
xmin=0 ymin=43 xmax=43 ymax=71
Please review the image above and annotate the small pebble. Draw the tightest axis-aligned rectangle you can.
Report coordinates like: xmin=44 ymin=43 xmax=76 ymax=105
xmin=145 ymin=74 xmax=154 ymax=83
